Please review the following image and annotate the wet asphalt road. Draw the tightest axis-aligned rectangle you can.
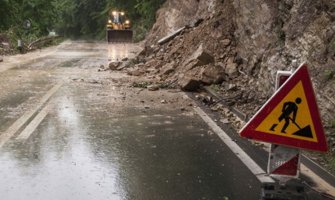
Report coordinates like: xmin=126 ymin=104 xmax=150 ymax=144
xmin=0 ymin=41 xmax=291 ymax=200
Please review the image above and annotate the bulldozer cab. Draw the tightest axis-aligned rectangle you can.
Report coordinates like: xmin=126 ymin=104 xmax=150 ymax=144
xmin=109 ymin=11 xmax=124 ymax=25
xmin=107 ymin=10 xmax=133 ymax=43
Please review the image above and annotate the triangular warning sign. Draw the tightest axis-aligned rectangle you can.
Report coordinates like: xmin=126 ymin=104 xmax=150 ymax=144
xmin=258 ymin=81 xmax=317 ymax=142
xmin=240 ymin=64 xmax=328 ymax=152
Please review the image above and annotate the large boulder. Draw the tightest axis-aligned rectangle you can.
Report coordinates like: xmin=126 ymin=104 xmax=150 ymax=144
xmin=185 ymin=44 xmax=214 ymax=67
xmin=178 ymin=76 xmax=201 ymax=91
xmin=109 ymin=62 xmax=121 ymax=70
xmin=126 ymin=63 xmax=145 ymax=76
xmin=201 ymin=64 xmax=225 ymax=84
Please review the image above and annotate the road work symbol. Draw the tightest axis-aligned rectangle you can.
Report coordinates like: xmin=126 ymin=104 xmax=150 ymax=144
xmin=239 ymin=64 xmax=328 ymax=152
xmin=269 ymin=97 xmax=313 ymax=138
xmin=255 ymin=80 xmax=318 ymax=142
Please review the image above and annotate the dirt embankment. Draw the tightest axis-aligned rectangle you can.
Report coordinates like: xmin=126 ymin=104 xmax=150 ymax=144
xmin=109 ymin=0 xmax=335 ymax=172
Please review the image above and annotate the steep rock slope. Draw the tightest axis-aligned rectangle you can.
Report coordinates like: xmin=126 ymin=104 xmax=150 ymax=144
xmin=145 ymin=0 xmax=217 ymax=45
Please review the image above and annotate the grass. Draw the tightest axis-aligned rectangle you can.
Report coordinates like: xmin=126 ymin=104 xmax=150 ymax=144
xmin=158 ymin=82 xmax=170 ymax=89
xmin=323 ymin=153 xmax=335 ymax=174
xmin=210 ymin=84 xmax=221 ymax=93
xmin=323 ymin=69 xmax=334 ymax=82
xmin=331 ymin=117 xmax=335 ymax=128
xmin=131 ymin=81 xmax=152 ymax=88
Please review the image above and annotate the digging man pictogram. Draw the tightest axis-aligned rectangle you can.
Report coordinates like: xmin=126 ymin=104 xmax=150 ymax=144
xmin=270 ymin=98 xmax=302 ymax=133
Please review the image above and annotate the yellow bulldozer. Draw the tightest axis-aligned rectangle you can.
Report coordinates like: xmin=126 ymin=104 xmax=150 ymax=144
xmin=106 ymin=10 xmax=133 ymax=43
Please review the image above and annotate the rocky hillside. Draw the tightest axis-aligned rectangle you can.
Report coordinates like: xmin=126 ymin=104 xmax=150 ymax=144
xmin=121 ymin=0 xmax=335 ymax=171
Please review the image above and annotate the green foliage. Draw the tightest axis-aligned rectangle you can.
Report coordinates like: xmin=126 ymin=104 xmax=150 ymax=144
xmin=331 ymin=117 xmax=335 ymax=128
xmin=323 ymin=69 xmax=334 ymax=82
xmin=1 ymin=0 xmax=166 ymax=41
xmin=1 ymin=0 xmax=57 ymax=35
xmin=135 ymin=0 xmax=165 ymax=28
xmin=132 ymin=81 xmax=152 ymax=88
xmin=0 ymin=0 xmax=60 ymax=51
xmin=210 ymin=84 xmax=222 ymax=93
xmin=322 ymin=153 xmax=335 ymax=174
xmin=54 ymin=0 xmax=166 ymax=39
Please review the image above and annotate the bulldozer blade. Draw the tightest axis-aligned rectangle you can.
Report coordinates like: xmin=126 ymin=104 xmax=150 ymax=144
xmin=107 ymin=30 xmax=133 ymax=43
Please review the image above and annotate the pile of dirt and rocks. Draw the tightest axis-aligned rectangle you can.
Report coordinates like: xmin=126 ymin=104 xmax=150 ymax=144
xmin=108 ymin=0 xmax=335 ymax=172
xmin=120 ymin=0 xmax=237 ymax=89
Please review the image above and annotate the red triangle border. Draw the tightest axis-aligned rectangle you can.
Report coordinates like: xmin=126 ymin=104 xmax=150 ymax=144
xmin=239 ymin=64 xmax=328 ymax=152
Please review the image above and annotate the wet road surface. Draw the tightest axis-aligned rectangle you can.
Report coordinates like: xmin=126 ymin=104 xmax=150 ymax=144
xmin=0 ymin=85 xmax=261 ymax=200
xmin=0 ymin=41 xmax=331 ymax=200
xmin=0 ymin=41 xmax=262 ymax=200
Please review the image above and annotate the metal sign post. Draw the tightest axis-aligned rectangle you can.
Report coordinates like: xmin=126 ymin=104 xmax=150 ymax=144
xmin=262 ymin=70 xmax=304 ymax=199
xmin=267 ymin=71 xmax=301 ymax=179
xmin=240 ymin=64 xmax=329 ymax=199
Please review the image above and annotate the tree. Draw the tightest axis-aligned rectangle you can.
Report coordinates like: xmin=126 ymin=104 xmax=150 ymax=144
xmin=0 ymin=0 xmax=166 ymax=41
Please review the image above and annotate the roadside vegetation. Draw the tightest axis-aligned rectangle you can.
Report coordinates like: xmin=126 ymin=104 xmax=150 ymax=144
xmin=0 ymin=0 xmax=165 ymax=54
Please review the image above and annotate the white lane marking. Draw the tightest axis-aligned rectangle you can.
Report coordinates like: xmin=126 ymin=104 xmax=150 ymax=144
xmin=193 ymin=106 xmax=275 ymax=184
xmin=0 ymin=83 xmax=62 ymax=148
xmin=16 ymin=104 xmax=50 ymax=140
xmin=188 ymin=92 xmax=335 ymax=194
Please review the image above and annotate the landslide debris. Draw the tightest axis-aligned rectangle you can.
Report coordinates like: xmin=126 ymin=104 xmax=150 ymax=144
xmin=107 ymin=0 xmax=335 ymax=173
xmin=119 ymin=1 xmax=236 ymax=93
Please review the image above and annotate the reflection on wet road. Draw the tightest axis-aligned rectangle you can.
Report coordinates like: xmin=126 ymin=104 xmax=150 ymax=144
xmin=0 ymin=41 xmax=260 ymax=200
